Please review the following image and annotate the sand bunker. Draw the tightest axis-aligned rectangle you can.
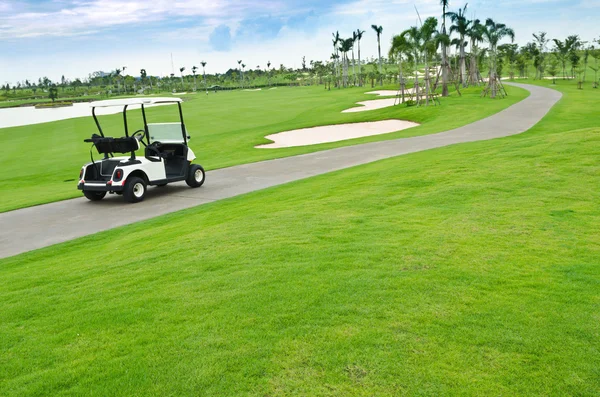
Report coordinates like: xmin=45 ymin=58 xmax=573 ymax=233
xmin=343 ymin=98 xmax=400 ymax=113
xmin=243 ymin=88 xmax=262 ymax=91
xmin=256 ymin=120 xmax=419 ymax=149
xmin=365 ymin=88 xmax=417 ymax=97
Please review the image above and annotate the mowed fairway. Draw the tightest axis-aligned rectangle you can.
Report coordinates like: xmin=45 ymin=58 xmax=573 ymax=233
xmin=1 ymin=80 xmax=598 ymax=395
xmin=0 ymin=85 xmax=527 ymax=212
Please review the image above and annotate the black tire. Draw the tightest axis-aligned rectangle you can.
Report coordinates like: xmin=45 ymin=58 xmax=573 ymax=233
xmin=83 ymin=190 xmax=106 ymax=201
xmin=186 ymin=164 xmax=205 ymax=188
xmin=123 ymin=177 xmax=146 ymax=203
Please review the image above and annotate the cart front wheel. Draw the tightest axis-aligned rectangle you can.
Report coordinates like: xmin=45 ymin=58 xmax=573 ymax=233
xmin=124 ymin=177 xmax=146 ymax=203
xmin=186 ymin=164 xmax=205 ymax=188
xmin=83 ymin=190 xmax=106 ymax=201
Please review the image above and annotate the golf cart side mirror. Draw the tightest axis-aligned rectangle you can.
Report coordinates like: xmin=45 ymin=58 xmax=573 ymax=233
xmin=187 ymin=135 xmax=191 ymax=140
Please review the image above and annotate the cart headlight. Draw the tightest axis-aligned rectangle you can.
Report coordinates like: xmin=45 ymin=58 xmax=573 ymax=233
xmin=113 ymin=169 xmax=124 ymax=182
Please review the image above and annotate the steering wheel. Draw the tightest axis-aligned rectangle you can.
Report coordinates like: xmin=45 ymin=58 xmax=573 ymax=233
xmin=146 ymin=141 xmax=163 ymax=158
xmin=132 ymin=130 xmax=147 ymax=147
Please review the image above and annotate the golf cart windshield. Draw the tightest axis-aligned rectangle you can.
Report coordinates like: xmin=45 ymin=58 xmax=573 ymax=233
xmin=147 ymin=123 xmax=188 ymax=144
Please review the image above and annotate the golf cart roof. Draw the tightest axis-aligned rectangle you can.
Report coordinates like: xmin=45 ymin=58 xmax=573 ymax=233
xmin=89 ymin=97 xmax=182 ymax=108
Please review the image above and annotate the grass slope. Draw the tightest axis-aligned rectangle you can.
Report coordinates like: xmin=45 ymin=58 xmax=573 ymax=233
xmin=0 ymin=84 xmax=527 ymax=212
xmin=1 ymin=80 xmax=598 ymax=395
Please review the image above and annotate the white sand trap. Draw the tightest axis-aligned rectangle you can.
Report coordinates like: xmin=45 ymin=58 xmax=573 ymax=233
xmin=256 ymin=120 xmax=419 ymax=149
xmin=243 ymin=88 xmax=262 ymax=91
xmin=365 ymin=88 xmax=417 ymax=97
xmin=343 ymin=98 xmax=400 ymax=113
xmin=172 ymin=92 xmax=187 ymax=95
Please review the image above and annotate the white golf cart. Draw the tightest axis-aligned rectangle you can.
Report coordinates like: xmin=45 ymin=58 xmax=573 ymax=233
xmin=78 ymin=97 xmax=205 ymax=203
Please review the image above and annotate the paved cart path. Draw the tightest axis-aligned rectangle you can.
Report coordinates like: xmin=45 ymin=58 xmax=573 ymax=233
xmin=0 ymin=83 xmax=561 ymax=259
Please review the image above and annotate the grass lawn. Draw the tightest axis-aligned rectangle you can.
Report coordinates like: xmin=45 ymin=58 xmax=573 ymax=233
xmin=0 ymin=84 xmax=527 ymax=212
xmin=1 ymin=79 xmax=599 ymax=395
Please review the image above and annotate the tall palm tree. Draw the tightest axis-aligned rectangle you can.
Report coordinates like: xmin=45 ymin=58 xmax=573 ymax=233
xmin=401 ymin=26 xmax=422 ymax=101
xmin=140 ymin=68 xmax=148 ymax=92
xmin=332 ymin=31 xmax=341 ymax=87
xmin=352 ymin=31 xmax=357 ymax=86
xmin=339 ymin=38 xmax=354 ymax=87
xmin=179 ymin=67 xmax=185 ymax=89
xmin=237 ymin=60 xmax=243 ymax=88
xmin=466 ymin=18 xmax=484 ymax=85
xmin=191 ymin=66 xmax=198 ymax=91
xmin=482 ymin=18 xmax=515 ymax=98
xmin=439 ymin=0 xmax=450 ymax=96
xmin=201 ymin=61 xmax=207 ymax=93
xmin=552 ymin=39 xmax=569 ymax=79
xmin=241 ymin=63 xmax=246 ymax=87
xmin=420 ymin=17 xmax=442 ymax=105
xmin=532 ymin=32 xmax=548 ymax=79
xmin=389 ymin=34 xmax=411 ymax=102
xmin=355 ymin=29 xmax=365 ymax=86
xmin=115 ymin=68 xmax=121 ymax=94
xmin=448 ymin=4 xmax=470 ymax=86
xmin=267 ymin=61 xmax=271 ymax=86
xmin=371 ymin=25 xmax=383 ymax=85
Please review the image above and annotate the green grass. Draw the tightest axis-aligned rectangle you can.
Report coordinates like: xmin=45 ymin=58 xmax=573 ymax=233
xmin=0 ymin=84 xmax=527 ymax=212
xmin=1 ymin=79 xmax=599 ymax=395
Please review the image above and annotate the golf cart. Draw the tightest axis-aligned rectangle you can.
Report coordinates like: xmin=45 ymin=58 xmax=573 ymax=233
xmin=78 ymin=97 xmax=205 ymax=203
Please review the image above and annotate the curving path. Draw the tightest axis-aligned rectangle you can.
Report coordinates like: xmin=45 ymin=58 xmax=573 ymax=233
xmin=0 ymin=83 xmax=561 ymax=259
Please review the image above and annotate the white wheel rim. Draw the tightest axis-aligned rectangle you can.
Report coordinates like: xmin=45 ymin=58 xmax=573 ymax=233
xmin=195 ymin=169 xmax=204 ymax=182
xmin=133 ymin=182 xmax=144 ymax=198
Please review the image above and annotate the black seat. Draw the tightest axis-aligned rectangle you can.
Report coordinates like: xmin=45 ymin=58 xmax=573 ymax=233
xmin=85 ymin=134 xmax=139 ymax=154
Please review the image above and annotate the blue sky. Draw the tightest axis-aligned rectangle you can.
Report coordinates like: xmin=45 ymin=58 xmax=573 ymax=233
xmin=1 ymin=0 xmax=598 ymax=84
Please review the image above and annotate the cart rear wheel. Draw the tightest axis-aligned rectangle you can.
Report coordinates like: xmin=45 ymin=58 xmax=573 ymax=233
xmin=186 ymin=164 xmax=205 ymax=188
xmin=124 ymin=177 xmax=146 ymax=203
xmin=83 ymin=190 xmax=106 ymax=201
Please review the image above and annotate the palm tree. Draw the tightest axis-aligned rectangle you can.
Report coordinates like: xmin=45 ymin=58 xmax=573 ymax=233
xmin=267 ymin=61 xmax=272 ymax=86
xmin=352 ymin=31 xmax=357 ymax=85
xmin=241 ymin=63 xmax=246 ymax=87
xmin=448 ymin=4 xmax=470 ymax=87
xmin=371 ymin=25 xmax=383 ymax=85
xmin=201 ymin=61 xmax=207 ymax=93
xmin=401 ymin=26 xmax=422 ymax=102
xmin=237 ymin=60 xmax=243 ymax=88
xmin=420 ymin=17 xmax=442 ymax=105
xmin=389 ymin=34 xmax=411 ymax=102
xmin=532 ymin=32 xmax=548 ymax=79
xmin=191 ymin=66 xmax=198 ymax=91
xmin=466 ymin=19 xmax=484 ymax=85
xmin=552 ymin=39 xmax=569 ymax=79
xmin=482 ymin=18 xmax=515 ymax=98
xmin=140 ymin=68 xmax=147 ymax=92
xmin=332 ymin=31 xmax=341 ymax=87
xmin=114 ymin=68 xmax=122 ymax=94
xmin=339 ymin=38 xmax=354 ymax=87
xmin=179 ymin=67 xmax=185 ymax=89
xmin=439 ymin=0 xmax=450 ymax=96
xmin=355 ymin=29 xmax=365 ymax=86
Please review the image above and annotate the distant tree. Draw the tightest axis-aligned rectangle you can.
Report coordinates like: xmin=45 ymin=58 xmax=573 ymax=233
xmin=179 ymin=67 xmax=185 ymax=89
xmin=201 ymin=61 xmax=207 ymax=93
xmin=547 ymin=56 xmax=559 ymax=84
xmin=191 ymin=66 xmax=198 ymax=91
xmin=355 ymin=29 xmax=365 ymax=86
xmin=48 ymin=84 xmax=58 ymax=102
xmin=371 ymin=24 xmax=383 ymax=85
